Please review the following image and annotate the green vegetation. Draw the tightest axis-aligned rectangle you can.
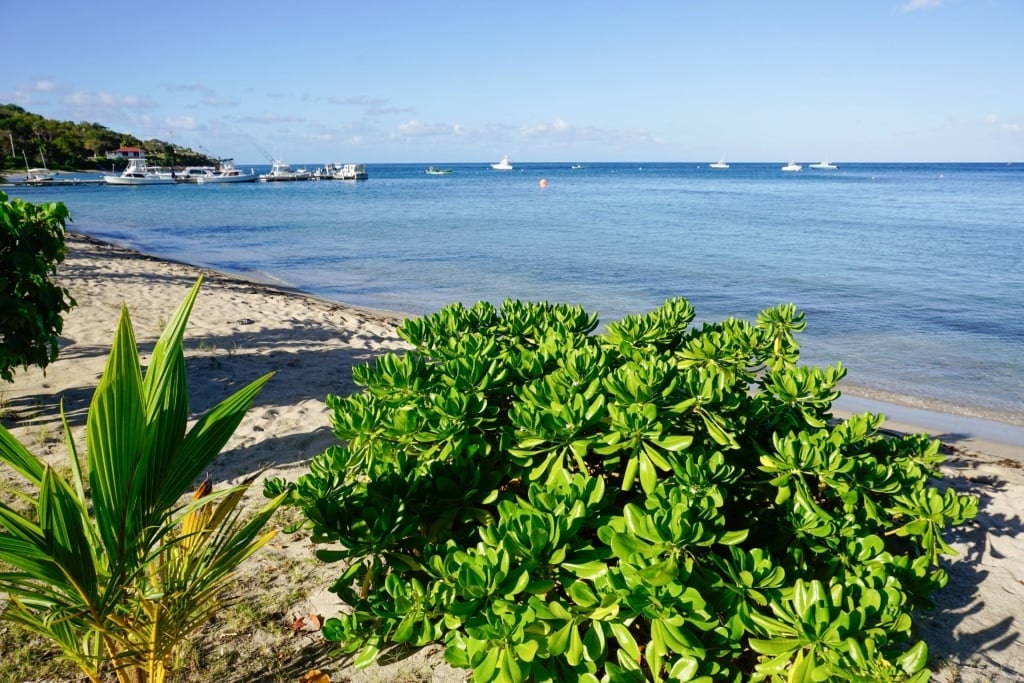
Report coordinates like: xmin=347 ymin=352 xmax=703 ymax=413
xmin=0 ymin=104 xmax=215 ymax=171
xmin=269 ymin=298 xmax=978 ymax=682
xmin=0 ymin=278 xmax=285 ymax=683
xmin=0 ymin=191 xmax=76 ymax=382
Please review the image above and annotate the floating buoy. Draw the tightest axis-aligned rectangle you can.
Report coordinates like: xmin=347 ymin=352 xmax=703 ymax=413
xmin=539 ymin=178 xmax=548 ymax=188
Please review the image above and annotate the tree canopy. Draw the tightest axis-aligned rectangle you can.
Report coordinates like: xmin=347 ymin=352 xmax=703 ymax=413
xmin=0 ymin=104 xmax=215 ymax=172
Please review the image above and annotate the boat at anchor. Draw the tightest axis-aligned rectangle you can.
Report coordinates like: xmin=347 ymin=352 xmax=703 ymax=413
xmin=258 ymin=160 xmax=311 ymax=182
xmin=196 ymin=159 xmax=258 ymax=183
xmin=103 ymin=158 xmax=177 ymax=185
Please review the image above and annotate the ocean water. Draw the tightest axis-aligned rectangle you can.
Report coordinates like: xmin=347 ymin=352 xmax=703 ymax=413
xmin=7 ymin=162 xmax=1024 ymax=429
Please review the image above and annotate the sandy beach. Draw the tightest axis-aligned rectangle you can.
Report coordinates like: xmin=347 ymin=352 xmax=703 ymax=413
xmin=1 ymin=233 xmax=1022 ymax=681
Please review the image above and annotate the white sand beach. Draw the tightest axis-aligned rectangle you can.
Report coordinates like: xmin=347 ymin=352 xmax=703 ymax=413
xmin=1 ymin=233 xmax=1021 ymax=681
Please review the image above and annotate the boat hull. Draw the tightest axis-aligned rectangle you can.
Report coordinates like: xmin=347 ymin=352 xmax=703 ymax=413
xmin=196 ymin=173 xmax=258 ymax=184
xmin=103 ymin=175 xmax=176 ymax=185
xmin=258 ymin=174 xmax=311 ymax=182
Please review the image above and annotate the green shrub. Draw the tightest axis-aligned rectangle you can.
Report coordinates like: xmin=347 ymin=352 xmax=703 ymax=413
xmin=269 ymin=298 xmax=977 ymax=682
xmin=0 ymin=190 xmax=76 ymax=382
xmin=0 ymin=278 xmax=285 ymax=683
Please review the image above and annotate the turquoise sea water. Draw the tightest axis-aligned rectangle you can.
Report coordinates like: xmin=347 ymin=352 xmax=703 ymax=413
xmin=8 ymin=162 xmax=1024 ymax=430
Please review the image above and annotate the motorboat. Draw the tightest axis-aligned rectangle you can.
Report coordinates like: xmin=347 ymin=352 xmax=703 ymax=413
xmin=425 ymin=166 xmax=452 ymax=175
xmin=311 ymin=163 xmax=343 ymax=180
xmin=103 ymin=158 xmax=177 ymax=185
xmin=709 ymin=160 xmax=730 ymax=169
xmin=196 ymin=159 xmax=258 ymax=183
xmin=258 ymin=160 xmax=311 ymax=182
xmin=808 ymin=161 xmax=839 ymax=170
xmin=781 ymin=162 xmax=803 ymax=172
xmin=334 ymin=163 xmax=368 ymax=180
xmin=23 ymin=168 xmax=55 ymax=184
xmin=175 ymin=166 xmax=217 ymax=182
xmin=570 ymin=164 xmax=586 ymax=169
xmin=491 ymin=155 xmax=513 ymax=170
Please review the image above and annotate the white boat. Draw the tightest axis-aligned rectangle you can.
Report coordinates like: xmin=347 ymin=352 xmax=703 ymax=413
xmin=334 ymin=163 xmax=368 ymax=180
xmin=490 ymin=155 xmax=513 ymax=170
xmin=781 ymin=162 xmax=803 ymax=172
xmin=103 ymin=158 xmax=177 ymax=185
xmin=258 ymin=160 xmax=311 ymax=182
xmin=23 ymin=168 xmax=55 ymax=184
xmin=808 ymin=161 xmax=839 ymax=170
xmin=425 ymin=166 xmax=452 ymax=175
xmin=196 ymin=159 xmax=258 ymax=184
xmin=175 ymin=166 xmax=217 ymax=182
xmin=22 ymin=150 xmax=55 ymax=183
xmin=311 ymin=163 xmax=343 ymax=180
xmin=709 ymin=160 xmax=730 ymax=169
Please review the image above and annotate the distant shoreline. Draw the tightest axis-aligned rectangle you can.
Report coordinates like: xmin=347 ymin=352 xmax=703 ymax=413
xmin=57 ymin=231 xmax=1024 ymax=460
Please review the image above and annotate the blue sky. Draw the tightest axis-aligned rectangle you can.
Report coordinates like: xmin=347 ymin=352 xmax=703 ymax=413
xmin=3 ymin=0 xmax=1021 ymax=164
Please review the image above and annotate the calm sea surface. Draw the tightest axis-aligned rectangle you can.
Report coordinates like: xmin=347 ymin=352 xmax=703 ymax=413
xmin=8 ymin=162 xmax=1024 ymax=430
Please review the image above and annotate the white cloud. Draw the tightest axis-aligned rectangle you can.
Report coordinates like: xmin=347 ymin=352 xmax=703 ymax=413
xmin=16 ymin=79 xmax=66 ymax=93
xmin=166 ymin=83 xmax=213 ymax=94
xmin=165 ymin=116 xmax=198 ymax=131
xmin=522 ymin=118 xmax=573 ymax=137
xmin=397 ymin=120 xmax=456 ymax=137
xmin=64 ymin=90 xmax=157 ymax=109
xmin=329 ymin=95 xmax=387 ymax=108
xmin=236 ymin=113 xmax=306 ymax=124
xmin=329 ymin=95 xmax=413 ymax=116
xmin=984 ymin=114 xmax=1021 ymax=133
xmin=166 ymin=83 xmax=239 ymax=108
xmin=900 ymin=0 xmax=942 ymax=13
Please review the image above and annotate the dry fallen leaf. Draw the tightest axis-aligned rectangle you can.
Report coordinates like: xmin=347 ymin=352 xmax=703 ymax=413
xmin=307 ymin=613 xmax=322 ymax=630
xmin=299 ymin=669 xmax=329 ymax=683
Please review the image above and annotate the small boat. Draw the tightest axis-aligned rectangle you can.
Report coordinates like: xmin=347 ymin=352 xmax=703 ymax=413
xmin=709 ymin=160 xmax=730 ymax=169
xmin=491 ymin=155 xmax=513 ymax=171
xmin=23 ymin=168 xmax=55 ymax=184
xmin=808 ymin=161 xmax=839 ymax=170
xmin=311 ymin=163 xmax=343 ymax=180
xmin=425 ymin=166 xmax=452 ymax=175
xmin=258 ymin=160 xmax=311 ymax=182
xmin=334 ymin=163 xmax=368 ymax=180
xmin=103 ymin=158 xmax=177 ymax=185
xmin=570 ymin=164 xmax=586 ymax=169
xmin=781 ymin=162 xmax=803 ymax=172
xmin=175 ymin=166 xmax=217 ymax=182
xmin=196 ymin=159 xmax=258 ymax=184
xmin=22 ymin=150 xmax=55 ymax=183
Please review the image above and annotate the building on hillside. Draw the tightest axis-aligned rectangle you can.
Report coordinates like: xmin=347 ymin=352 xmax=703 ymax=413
xmin=105 ymin=146 xmax=146 ymax=159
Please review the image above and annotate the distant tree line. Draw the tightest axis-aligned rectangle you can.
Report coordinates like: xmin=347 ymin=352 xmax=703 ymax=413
xmin=0 ymin=104 xmax=215 ymax=172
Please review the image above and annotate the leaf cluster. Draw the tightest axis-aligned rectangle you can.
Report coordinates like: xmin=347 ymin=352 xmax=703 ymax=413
xmin=269 ymin=298 xmax=977 ymax=682
xmin=0 ymin=279 xmax=284 ymax=682
xmin=0 ymin=191 xmax=76 ymax=382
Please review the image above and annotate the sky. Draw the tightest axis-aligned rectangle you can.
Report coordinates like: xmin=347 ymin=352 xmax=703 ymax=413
xmin=3 ymin=0 xmax=1022 ymax=164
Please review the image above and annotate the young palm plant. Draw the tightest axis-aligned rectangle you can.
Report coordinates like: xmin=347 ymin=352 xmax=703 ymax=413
xmin=0 ymin=278 xmax=286 ymax=682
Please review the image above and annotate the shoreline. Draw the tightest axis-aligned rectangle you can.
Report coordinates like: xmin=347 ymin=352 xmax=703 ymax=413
xmin=2 ymin=231 xmax=1022 ymax=679
xmin=65 ymin=231 xmax=1024 ymax=458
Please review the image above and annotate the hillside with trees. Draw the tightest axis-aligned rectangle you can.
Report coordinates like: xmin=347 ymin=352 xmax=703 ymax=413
xmin=0 ymin=104 xmax=214 ymax=172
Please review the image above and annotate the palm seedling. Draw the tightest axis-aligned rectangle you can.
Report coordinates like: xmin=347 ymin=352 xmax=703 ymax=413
xmin=0 ymin=278 xmax=286 ymax=682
